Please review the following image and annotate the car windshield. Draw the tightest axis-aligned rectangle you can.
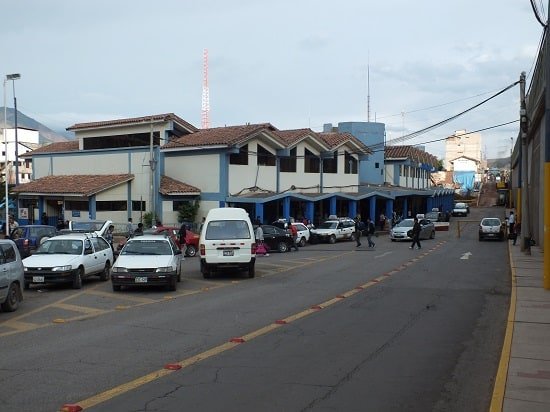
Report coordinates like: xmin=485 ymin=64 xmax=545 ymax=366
xmin=425 ymin=212 xmax=438 ymax=220
xmin=319 ymin=222 xmax=338 ymax=229
xmin=395 ymin=220 xmax=414 ymax=228
xmin=482 ymin=218 xmax=501 ymax=226
xmin=121 ymin=240 xmax=172 ymax=255
xmin=205 ymin=220 xmax=251 ymax=240
xmin=36 ymin=239 xmax=83 ymax=255
xmin=455 ymin=203 xmax=467 ymax=208
xmin=72 ymin=221 xmax=104 ymax=231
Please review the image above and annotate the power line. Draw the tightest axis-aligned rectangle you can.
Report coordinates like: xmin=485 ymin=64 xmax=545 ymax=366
xmin=368 ymin=80 xmax=520 ymax=150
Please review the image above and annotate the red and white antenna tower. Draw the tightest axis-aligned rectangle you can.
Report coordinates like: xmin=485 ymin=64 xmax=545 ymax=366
xmin=201 ymin=49 xmax=210 ymax=129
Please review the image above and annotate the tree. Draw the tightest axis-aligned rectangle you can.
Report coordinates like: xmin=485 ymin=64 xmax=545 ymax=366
xmin=177 ymin=199 xmax=200 ymax=224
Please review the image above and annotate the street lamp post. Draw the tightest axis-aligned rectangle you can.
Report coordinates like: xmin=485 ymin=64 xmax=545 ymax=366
xmin=6 ymin=74 xmax=20 ymax=186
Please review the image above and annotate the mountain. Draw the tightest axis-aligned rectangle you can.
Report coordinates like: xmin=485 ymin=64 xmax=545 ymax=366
xmin=0 ymin=107 xmax=72 ymax=144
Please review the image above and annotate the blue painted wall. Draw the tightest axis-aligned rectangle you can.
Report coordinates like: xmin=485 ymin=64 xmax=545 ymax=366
xmin=324 ymin=122 xmax=386 ymax=187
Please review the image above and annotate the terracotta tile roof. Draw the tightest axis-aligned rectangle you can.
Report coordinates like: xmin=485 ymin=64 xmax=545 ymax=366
xmin=162 ymin=123 xmax=277 ymax=149
xmin=12 ymin=174 xmax=134 ymax=196
xmin=272 ymin=128 xmax=315 ymax=145
xmin=20 ymin=141 xmax=79 ymax=158
xmin=66 ymin=113 xmax=198 ymax=133
xmin=159 ymin=176 xmax=200 ymax=195
xmin=385 ymin=145 xmax=438 ymax=167
xmin=317 ymin=132 xmax=371 ymax=153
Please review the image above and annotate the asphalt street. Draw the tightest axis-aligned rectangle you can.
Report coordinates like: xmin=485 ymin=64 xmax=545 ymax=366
xmin=0 ymin=207 xmax=510 ymax=412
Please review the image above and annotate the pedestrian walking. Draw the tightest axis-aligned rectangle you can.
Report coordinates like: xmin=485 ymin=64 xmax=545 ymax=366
xmin=409 ymin=217 xmax=422 ymax=249
xmin=255 ymin=223 xmax=269 ymax=256
xmin=289 ymin=223 xmax=299 ymax=251
xmin=354 ymin=215 xmax=363 ymax=247
xmin=178 ymin=222 xmax=187 ymax=255
xmin=127 ymin=217 xmax=134 ymax=238
xmin=379 ymin=213 xmax=386 ymax=231
xmin=366 ymin=217 xmax=376 ymax=248
xmin=105 ymin=224 xmax=115 ymax=250
xmin=508 ymin=210 xmax=515 ymax=238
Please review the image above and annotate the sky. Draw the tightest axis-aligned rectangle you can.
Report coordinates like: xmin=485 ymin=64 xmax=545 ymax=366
xmin=0 ymin=0 xmax=546 ymax=160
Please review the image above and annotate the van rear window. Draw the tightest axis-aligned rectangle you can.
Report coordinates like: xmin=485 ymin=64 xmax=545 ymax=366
xmin=205 ymin=220 xmax=251 ymax=240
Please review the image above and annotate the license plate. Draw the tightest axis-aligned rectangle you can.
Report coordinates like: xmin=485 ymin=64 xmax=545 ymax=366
xmin=33 ymin=276 xmax=44 ymax=283
xmin=135 ymin=277 xmax=148 ymax=283
xmin=223 ymin=250 xmax=234 ymax=256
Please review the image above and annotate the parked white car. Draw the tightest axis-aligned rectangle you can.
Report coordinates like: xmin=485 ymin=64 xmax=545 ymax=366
xmin=0 ymin=239 xmax=25 ymax=312
xmin=22 ymin=233 xmax=114 ymax=289
xmin=68 ymin=220 xmax=113 ymax=237
xmin=291 ymin=222 xmax=310 ymax=246
xmin=310 ymin=218 xmax=356 ymax=244
xmin=111 ymin=234 xmax=183 ymax=291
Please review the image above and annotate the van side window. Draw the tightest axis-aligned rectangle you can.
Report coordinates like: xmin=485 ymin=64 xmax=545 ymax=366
xmin=0 ymin=243 xmax=17 ymax=263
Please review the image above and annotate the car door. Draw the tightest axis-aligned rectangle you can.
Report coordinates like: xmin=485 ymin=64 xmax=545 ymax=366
xmin=261 ymin=226 xmax=277 ymax=250
xmin=0 ymin=246 xmax=7 ymax=302
xmin=91 ymin=237 xmax=111 ymax=274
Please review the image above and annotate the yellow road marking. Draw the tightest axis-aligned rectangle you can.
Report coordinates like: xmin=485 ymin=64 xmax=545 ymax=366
xmin=490 ymin=243 xmax=517 ymax=411
xmin=85 ymin=289 xmax=156 ymax=303
xmin=1 ymin=320 xmax=39 ymax=331
xmin=54 ymin=303 xmax=109 ymax=315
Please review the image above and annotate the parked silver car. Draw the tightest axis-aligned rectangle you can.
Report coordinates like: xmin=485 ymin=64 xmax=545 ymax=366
xmin=0 ymin=239 xmax=25 ymax=312
xmin=389 ymin=218 xmax=435 ymax=241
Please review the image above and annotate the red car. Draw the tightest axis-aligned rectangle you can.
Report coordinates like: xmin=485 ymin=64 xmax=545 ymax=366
xmin=117 ymin=226 xmax=199 ymax=257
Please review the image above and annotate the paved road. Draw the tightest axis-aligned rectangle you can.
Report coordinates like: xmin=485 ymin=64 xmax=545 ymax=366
xmin=0 ymin=208 xmax=510 ymax=411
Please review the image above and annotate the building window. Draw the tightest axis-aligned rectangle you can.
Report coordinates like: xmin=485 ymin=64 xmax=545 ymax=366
xmin=230 ymin=144 xmax=248 ymax=165
xmin=172 ymin=200 xmax=195 ymax=211
xmin=96 ymin=201 xmax=127 ymax=211
xmin=304 ymin=148 xmax=320 ymax=173
xmin=257 ymin=144 xmax=276 ymax=166
xmin=344 ymin=152 xmax=357 ymax=174
xmin=132 ymin=200 xmax=146 ymax=212
xmin=323 ymin=151 xmax=338 ymax=173
xmin=375 ymin=162 xmax=379 ymax=168
xmin=65 ymin=200 xmax=89 ymax=211
xmin=281 ymin=147 xmax=297 ymax=172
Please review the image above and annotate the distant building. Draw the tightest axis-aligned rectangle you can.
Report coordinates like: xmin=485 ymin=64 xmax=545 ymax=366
xmin=0 ymin=127 xmax=39 ymax=184
xmin=444 ymin=130 xmax=483 ymax=171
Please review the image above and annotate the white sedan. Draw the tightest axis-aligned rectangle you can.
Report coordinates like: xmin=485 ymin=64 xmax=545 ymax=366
xmin=291 ymin=222 xmax=311 ymax=246
xmin=23 ymin=233 xmax=113 ymax=289
xmin=389 ymin=218 xmax=435 ymax=241
xmin=111 ymin=234 xmax=183 ymax=291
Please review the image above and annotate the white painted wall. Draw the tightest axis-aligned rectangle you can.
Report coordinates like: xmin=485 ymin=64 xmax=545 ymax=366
xmin=165 ymin=154 xmax=220 ymax=193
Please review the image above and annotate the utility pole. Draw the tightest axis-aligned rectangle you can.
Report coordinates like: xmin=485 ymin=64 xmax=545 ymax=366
xmin=519 ymin=72 xmax=531 ymax=254
xmin=149 ymin=117 xmax=156 ymax=225
xmin=544 ymin=4 xmax=550 ymax=289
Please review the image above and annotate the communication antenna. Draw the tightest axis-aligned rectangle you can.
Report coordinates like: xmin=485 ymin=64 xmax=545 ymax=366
xmin=201 ymin=49 xmax=210 ymax=129
xmin=367 ymin=63 xmax=371 ymax=122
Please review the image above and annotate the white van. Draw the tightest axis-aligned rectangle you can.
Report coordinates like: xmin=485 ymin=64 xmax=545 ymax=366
xmin=199 ymin=208 xmax=256 ymax=279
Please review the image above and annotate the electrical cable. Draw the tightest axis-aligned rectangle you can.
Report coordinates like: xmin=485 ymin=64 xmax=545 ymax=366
xmin=530 ymin=0 xmax=548 ymax=28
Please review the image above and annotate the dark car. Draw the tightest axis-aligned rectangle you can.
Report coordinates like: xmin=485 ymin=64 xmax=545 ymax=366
xmin=9 ymin=225 xmax=57 ymax=258
xmin=260 ymin=224 xmax=294 ymax=253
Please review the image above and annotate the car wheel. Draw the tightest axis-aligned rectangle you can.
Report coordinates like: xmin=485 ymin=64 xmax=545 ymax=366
xmin=99 ymin=261 xmax=111 ymax=281
xmin=186 ymin=245 xmax=197 ymax=257
xmin=248 ymin=262 xmax=255 ymax=278
xmin=391 ymin=239 xmax=396 ymax=242
xmin=24 ymin=281 xmax=30 ymax=290
xmin=299 ymin=237 xmax=306 ymax=247
xmin=201 ymin=261 xmax=212 ymax=279
xmin=72 ymin=268 xmax=83 ymax=289
xmin=329 ymin=235 xmax=336 ymax=244
xmin=277 ymin=242 xmax=289 ymax=253
xmin=1 ymin=283 xmax=20 ymax=312
xmin=112 ymin=284 xmax=122 ymax=292
xmin=478 ymin=235 xmax=483 ymax=241
xmin=167 ymin=277 xmax=177 ymax=291
xmin=350 ymin=233 xmax=356 ymax=241
xmin=430 ymin=231 xmax=435 ymax=239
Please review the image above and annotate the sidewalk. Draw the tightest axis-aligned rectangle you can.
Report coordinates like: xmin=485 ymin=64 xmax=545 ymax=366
xmin=491 ymin=244 xmax=550 ymax=411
